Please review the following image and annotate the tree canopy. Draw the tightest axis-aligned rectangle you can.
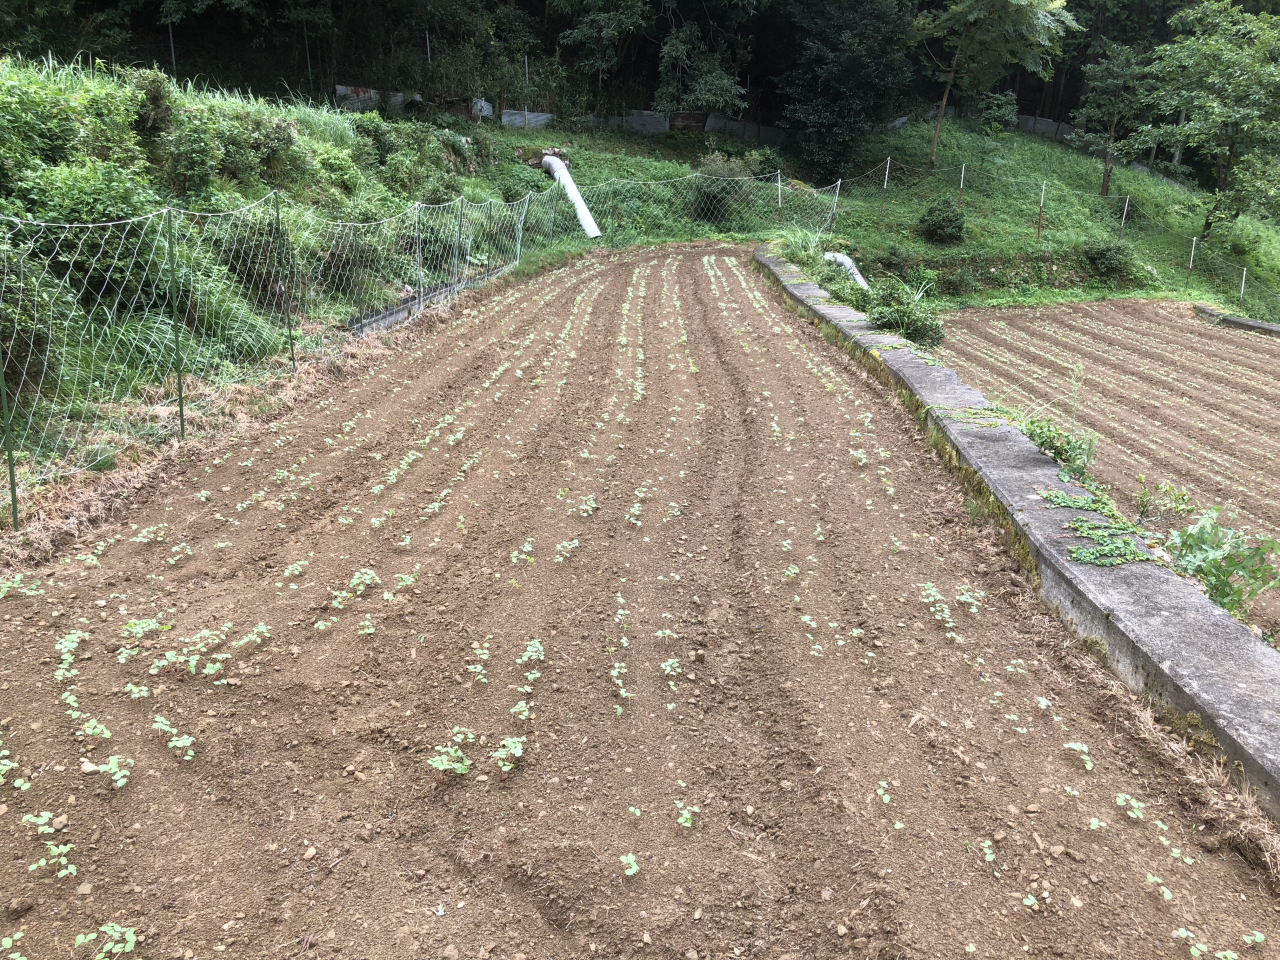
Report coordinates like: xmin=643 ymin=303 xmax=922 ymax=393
xmin=3 ymin=0 xmax=1278 ymax=188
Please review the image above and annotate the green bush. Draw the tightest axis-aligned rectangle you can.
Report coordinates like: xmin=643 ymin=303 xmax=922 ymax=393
xmin=350 ymin=112 xmax=399 ymax=163
xmin=980 ymin=91 xmax=1019 ymax=130
xmin=493 ymin=163 xmax=544 ymax=203
xmin=865 ymin=276 xmax=943 ymax=346
xmin=917 ymin=201 xmax=964 ymax=244
xmin=307 ymin=141 xmax=364 ymax=194
xmin=8 ymin=159 xmax=160 ymax=223
xmin=1165 ymin=507 xmax=1280 ymax=615
xmin=1080 ymin=238 xmax=1135 ymax=278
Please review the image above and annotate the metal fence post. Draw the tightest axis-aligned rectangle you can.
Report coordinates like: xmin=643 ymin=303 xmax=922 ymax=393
xmin=1118 ymin=195 xmax=1130 ymax=241
xmin=958 ymin=163 xmax=966 ymax=210
xmin=165 ymin=208 xmax=186 ymax=439
xmin=1036 ymin=181 xmax=1046 ymax=241
xmin=776 ymin=170 xmax=782 ymax=209
xmin=880 ymin=158 xmax=890 ymax=216
xmin=549 ymin=183 xmax=557 ymax=244
xmin=415 ymin=202 xmax=424 ymax=311
xmin=515 ymin=195 xmax=527 ymax=266
xmin=1185 ymin=236 xmax=1197 ymax=290
xmin=452 ymin=200 xmax=465 ymax=292
xmin=273 ymin=192 xmax=297 ymax=371
xmin=1240 ymin=267 xmax=1247 ymax=311
xmin=0 ymin=369 xmax=18 ymax=531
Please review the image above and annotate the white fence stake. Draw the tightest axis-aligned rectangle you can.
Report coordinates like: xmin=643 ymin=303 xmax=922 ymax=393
xmin=515 ymin=195 xmax=528 ymax=265
xmin=1241 ymin=267 xmax=1247 ymax=311
xmin=824 ymin=179 xmax=841 ymax=233
xmin=1036 ymin=180 xmax=1046 ymax=240
xmin=958 ymin=163 xmax=965 ymax=209
xmin=1119 ymin=195 xmax=1130 ymax=240
xmin=1185 ymin=236 xmax=1197 ymax=289
xmin=880 ymin=157 xmax=890 ymax=215
xmin=777 ymin=170 xmax=782 ymax=209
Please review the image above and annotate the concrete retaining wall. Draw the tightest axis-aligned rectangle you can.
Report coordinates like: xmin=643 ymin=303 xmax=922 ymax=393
xmin=1194 ymin=303 xmax=1280 ymax=339
xmin=754 ymin=244 xmax=1280 ymax=819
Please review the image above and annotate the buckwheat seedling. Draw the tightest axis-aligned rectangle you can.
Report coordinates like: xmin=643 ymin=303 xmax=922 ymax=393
xmin=956 ymin=585 xmax=985 ymax=613
xmin=428 ymin=727 xmax=475 ymax=777
xmin=152 ymin=716 xmax=195 ymax=761
xmin=619 ymin=853 xmax=640 ymax=876
xmin=75 ymin=923 xmax=137 ymax=959
xmin=22 ymin=811 xmax=77 ymax=878
xmin=1116 ymin=793 xmax=1146 ymax=819
xmin=490 ymin=737 xmax=527 ymax=773
xmin=2 ymin=931 xmax=26 ymax=960
xmin=98 ymin=756 xmax=135 ymax=789
xmin=1064 ymin=742 xmax=1094 ymax=771
xmin=674 ymin=800 xmax=699 ymax=827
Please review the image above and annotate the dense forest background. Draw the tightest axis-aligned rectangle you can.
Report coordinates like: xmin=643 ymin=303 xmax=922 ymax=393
xmin=3 ymin=0 xmax=1280 ymax=199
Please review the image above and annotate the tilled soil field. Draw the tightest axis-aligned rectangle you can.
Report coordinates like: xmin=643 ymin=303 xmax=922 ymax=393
xmin=938 ymin=300 xmax=1280 ymax=537
xmin=2 ymin=248 xmax=1277 ymax=960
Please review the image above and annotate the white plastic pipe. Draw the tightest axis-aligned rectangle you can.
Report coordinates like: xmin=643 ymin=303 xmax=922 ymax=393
xmin=541 ymin=155 xmax=601 ymax=239
xmin=824 ymin=251 xmax=871 ymax=291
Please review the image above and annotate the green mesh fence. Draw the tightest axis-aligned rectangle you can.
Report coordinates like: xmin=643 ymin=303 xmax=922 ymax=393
xmin=0 ymin=172 xmax=838 ymax=527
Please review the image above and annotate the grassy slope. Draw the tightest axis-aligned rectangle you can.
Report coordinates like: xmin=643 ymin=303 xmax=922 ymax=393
xmin=0 ymin=57 xmax=751 ymax=227
xmin=828 ymin=120 xmax=1280 ymax=321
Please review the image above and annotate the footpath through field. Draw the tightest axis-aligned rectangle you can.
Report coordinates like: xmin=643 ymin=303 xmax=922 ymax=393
xmin=2 ymin=246 xmax=1276 ymax=959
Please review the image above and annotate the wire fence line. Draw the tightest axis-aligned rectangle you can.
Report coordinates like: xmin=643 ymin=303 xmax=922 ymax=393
xmin=832 ymin=157 xmax=1280 ymax=323
xmin=0 ymin=171 xmax=838 ymax=527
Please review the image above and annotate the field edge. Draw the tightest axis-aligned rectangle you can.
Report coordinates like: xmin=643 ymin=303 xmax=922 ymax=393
xmin=752 ymin=242 xmax=1280 ymax=830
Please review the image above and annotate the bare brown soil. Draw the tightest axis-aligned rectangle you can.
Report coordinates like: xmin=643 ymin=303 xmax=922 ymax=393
xmin=2 ymin=251 xmax=1277 ymax=960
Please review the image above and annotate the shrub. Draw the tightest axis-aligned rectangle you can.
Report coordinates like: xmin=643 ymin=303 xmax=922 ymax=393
xmin=308 ymin=141 xmax=364 ymax=194
xmin=349 ymin=112 xmax=398 ymax=163
xmin=1081 ymin=238 xmax=1134 ymax=277
xmin=865 ymin=276 xmax=944 ymax=347
xmin=918 ymin=201 xmax=964 ymax=244
xmin=811 ymin=258 xmax=868 ymax=310
xmin=1165 ymin=507 xmax=1280 ymax=615
xmin=493 ymin=163 xmax=544 ymax=203
xmin=9 ymin=159 xmax=160 ymax=223
xmin=118 ymin=67 xmax=174 ymax=133
xmin=942 ymin=264 xmax=979 ymax=295
xmin=980 ymin=91 xmax=1019 ymax=130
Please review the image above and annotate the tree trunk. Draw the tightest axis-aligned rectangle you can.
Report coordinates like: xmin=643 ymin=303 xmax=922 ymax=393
xmin=1171 ymin=107 xmax=1186 ymax=166
xmin=1101 ymin=115 xmax=1117 ymax=197
xmin=930 ymin=48 xmax=962 ymax=167
xmin=1052 ymin=58 xmax=1066 ymax=118
xmin=1034 ymin=75 xmax=1050 ymax=124
xmin=1201 ymin=195 xmax=1220 ymax=239
xmin=1203 ymin=145 xmax=1234 ymax=239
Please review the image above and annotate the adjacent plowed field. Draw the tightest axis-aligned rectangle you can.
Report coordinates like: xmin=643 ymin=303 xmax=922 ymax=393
xmin=2 ymin=250 xmax=1276 ymax=960
xmin=939 ymin=300 xmax=1280 ymax=537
